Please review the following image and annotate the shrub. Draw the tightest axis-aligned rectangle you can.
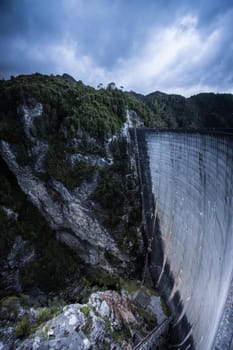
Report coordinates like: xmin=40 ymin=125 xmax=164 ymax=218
xmin=15 ymin=315 xmax=30 ymax=339
xmin=80 ymin=305 xmax=91 ymax=317
xmin=92 ymin=168 xmax=125 ymax=228
xmin=80 ymin=305 xmax=93 ymax=334
xmin=45 ymin=142 xmax=96 ymax=189
xmin=0 ymin=296 xmax=20 ymax=321
xmin=37 ymin=308 xmax=53 ymax=323
xmin=20 ymin=238 xmax=80 ymax=292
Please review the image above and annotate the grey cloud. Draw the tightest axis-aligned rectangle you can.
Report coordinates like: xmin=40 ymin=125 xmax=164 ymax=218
xmin=0 ymin=0 xmax=232 ymax=95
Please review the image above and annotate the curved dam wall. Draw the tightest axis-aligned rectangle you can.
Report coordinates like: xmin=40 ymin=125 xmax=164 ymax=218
xmin=135 ymin=130 xmax=233 ymax=350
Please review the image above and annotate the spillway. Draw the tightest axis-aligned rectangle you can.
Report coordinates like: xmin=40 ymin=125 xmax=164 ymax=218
xmin=135 ymin=130 xmax=233 ymax=350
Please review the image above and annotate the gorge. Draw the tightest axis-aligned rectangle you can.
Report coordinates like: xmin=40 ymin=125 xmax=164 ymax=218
xmin=0 ymin=74 xmax=233 ymax=349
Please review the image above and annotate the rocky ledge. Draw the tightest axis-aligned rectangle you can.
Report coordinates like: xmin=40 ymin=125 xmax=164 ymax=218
xmin=0 ymin=287 xmax=166 ymax=350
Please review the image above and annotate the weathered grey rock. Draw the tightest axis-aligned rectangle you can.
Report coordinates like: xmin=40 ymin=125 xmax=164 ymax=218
xmin=17 ymin=304 xmax=88 ymax=350
xmin=0 ymin=141 xmax=127 ymax=271
xmin=134 ymin=291 xmax=166 ymax=324
xmin=17 ymin=103 xmax=43 ymax=142
xmin=134 ymin=291 xmax=150 ymax=309
xmin=65 ymin=152 xmax=106 ymax=168
xmin=1 ymin=236 xmax=35 ymax=293
xmin=72 ymin=173 xmax=98 ymax=203
xmin=1 ymin=206 xmax=18 ymax=220
xmin=0 ymin=325 xmax=15 ymax=350
xmin=31 ymin=142 xmax=48 ymax=173
xmin=0 ymin=289 xmax=163 ymax=349
xmin=147 ymin=296 xmax=166 ymax=324
xmin=17 ymin=291 xmax=136 ymax=350
xmin=89 ymin=293 xmax=114 ymax=320
xmin=90 ymin=291 xmax=142 ymax=329
xmin=122 ymin=110 xmax=144 ymax=139
xmin=6 ymin=236 xmax=35 ymax=270
xmin=17 ymin=102 xmax=48 ymax=174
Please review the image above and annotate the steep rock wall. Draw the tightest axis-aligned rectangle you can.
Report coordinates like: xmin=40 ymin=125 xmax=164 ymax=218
xmin=0 ymin=140 xmax=126 ymax=272
xmin=136 ymin=130 xmax=233 ymax=350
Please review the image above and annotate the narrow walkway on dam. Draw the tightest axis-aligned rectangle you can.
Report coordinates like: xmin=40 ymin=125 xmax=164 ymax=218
xmin=133 ymin=317 xmax=171 ymax=350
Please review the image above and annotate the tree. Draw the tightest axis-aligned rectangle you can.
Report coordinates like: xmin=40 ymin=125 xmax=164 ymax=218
xmin=107 ymin=82 xmax=116 ymax=90
xmin=97 ymin=83 xmax=104 ymax=89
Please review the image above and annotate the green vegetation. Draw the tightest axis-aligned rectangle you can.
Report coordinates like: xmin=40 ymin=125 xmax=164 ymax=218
xmin=81 ymin=266 xmax=120 ymax=291
xmin=92 ymin=138 xmax=129 ymax=226
xmin=80 ymin=305 xmax=91 ymax=317
xmin=142 ymin=91 xmax=233 ymax=128
xmin=1 ymin=74 xmax=232 ymax=152
xmin=20 ymin=238 xmax=80 ymax=292
xmin=0 ymin=73 xmax=126 ymax=145
xmin=135 ymin=304 xmax=157 ymax=332
xmin=15 ymin=316 xmax=30 ymax=339
xmin=92 ymin=167 xmax=125 ymax=228
xmin=120 ymin=279 xmax=142 ymax=294
xmin=112 ymin=328 xmax=131 ymax=344
xmin=160 ymin=297 xmax=171 ymax=317
xmin=126 ymin=91 xmax=166 ymax=127
xmin=80 ymin=305 xmax=93 ymax=334
xmin=0 ymin=156 xmax=81 ymax=293
xmin=120 ymin=278 xmax=159 ymax=297
xmin=92 ymin=137 xmax=141 ymax=255
xmin=0 ymin=295 xmax=30 ymax=320
xmin=14 ymin=305 xmax=62 ymax=339
xmin=0 ymin=296 xmax=21 ymax=321
xmin=38 ymin=307 xmax=57 ymax=324
xmin=45 ymin=141 xmax=96 ymax=189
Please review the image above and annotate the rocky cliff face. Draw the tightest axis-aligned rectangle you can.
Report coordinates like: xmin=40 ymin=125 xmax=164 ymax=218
xmin=0 ymin=74 xmax=166 ymax=349
xmin=16 ymin=291 xmax=143 ymax=350
xmin=0 ymin=101 xmax=143 ymax=276
xmin=0 ymin=96 xmax=151 ymax=348
xmin=1 ymin=236 xmax=35 ymax=294
xmin=0 ymin=139 xmax=125 ymax=271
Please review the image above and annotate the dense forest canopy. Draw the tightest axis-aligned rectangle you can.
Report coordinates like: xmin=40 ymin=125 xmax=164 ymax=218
xmin=1 ymin=73 xmax=233 ymax=139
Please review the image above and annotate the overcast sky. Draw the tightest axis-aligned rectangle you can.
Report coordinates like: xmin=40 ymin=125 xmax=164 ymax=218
xmin=0 ymin=0 xmax=233 ymax=96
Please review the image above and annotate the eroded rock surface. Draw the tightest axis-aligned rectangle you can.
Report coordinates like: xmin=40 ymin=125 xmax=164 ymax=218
xmin=14 ymin=291 xmax=151 ymax=350
xmin=0 ymin=236 xmax=35 ymax=294
xmin=0 ymin=140 xmax=127 ymax=272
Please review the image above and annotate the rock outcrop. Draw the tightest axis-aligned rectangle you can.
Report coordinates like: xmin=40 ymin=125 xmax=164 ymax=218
xmin=0 ymin=101 xmax=144 ymax=274
xmin=11 ymin=290 xmax=154 ymax=350
xmin=0 ymin=140 xmax=127 ymax=272
xmin=0 ymin=236 xmax=35 ymax=295
xmin=0 ymin=284 xmax=165 ymax=349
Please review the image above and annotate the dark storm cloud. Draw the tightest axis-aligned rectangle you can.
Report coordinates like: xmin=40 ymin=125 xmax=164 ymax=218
xmin=0 ymin=0 xmax=232 ymax=95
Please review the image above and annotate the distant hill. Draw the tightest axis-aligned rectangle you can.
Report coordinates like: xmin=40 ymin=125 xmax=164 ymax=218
xmin=1 ymin=73 xmax=232 ymax=131
xmin=141 ymin=91 xmax=233 ymax=128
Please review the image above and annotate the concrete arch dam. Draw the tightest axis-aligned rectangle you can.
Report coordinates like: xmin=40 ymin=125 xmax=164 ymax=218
xmin=135 ymin=130 xmax=233 ymax=350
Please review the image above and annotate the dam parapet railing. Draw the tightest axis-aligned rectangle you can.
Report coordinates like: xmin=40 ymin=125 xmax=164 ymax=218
xmin=130 ymin=127 xmax=233 ymax=137
xmin=133 ymin=317 xmax=171 ymax=350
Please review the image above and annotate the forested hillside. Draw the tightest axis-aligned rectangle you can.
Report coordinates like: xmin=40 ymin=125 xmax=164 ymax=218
xmin=142 ymin=90 xmax=233 ymax=128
